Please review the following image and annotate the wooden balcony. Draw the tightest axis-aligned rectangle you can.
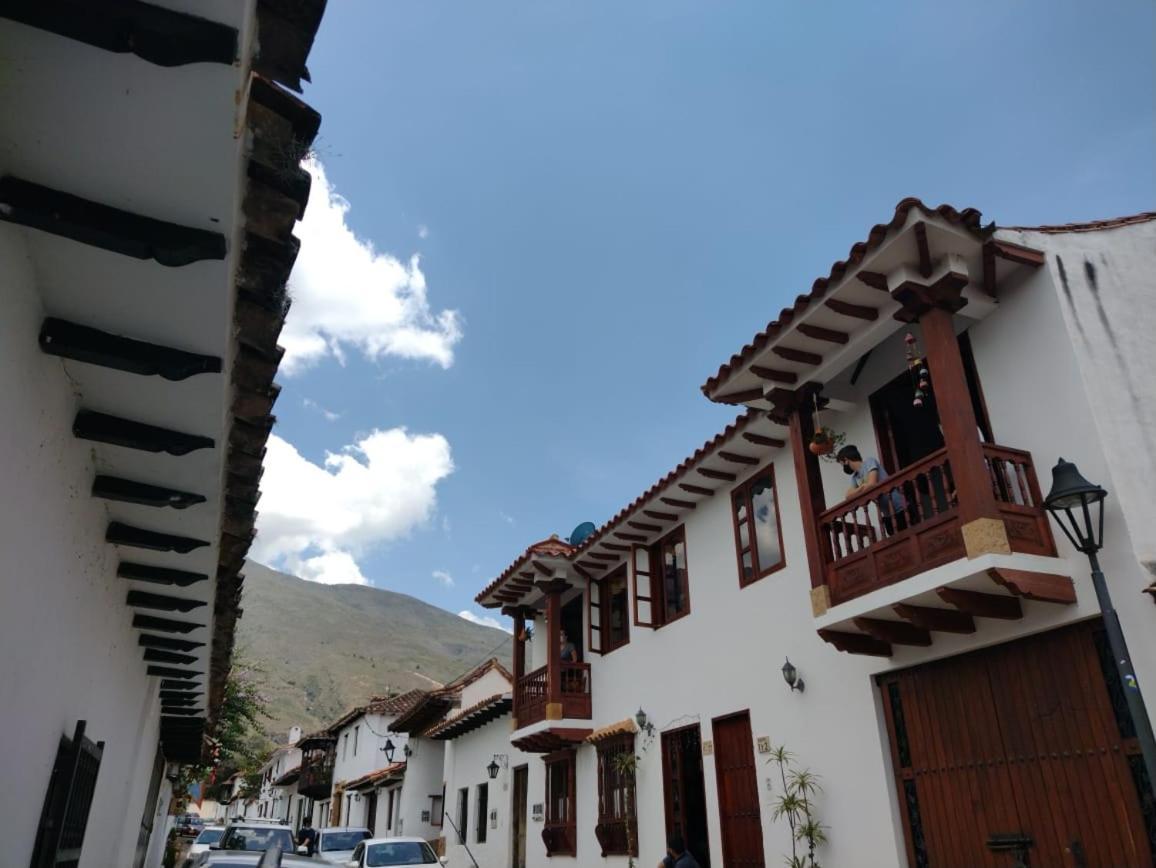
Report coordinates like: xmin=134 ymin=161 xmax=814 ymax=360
xmin=817 ymin=443 xmax=1056 ymax=607
xmin=297 ymin=743 xmax=335 ymax=800
xmin=515 ymin=662 xmax=591 ymax=728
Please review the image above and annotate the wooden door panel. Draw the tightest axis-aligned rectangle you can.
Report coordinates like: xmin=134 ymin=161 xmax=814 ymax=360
xmin=881 ymin=620 xmax=1153 ymax=868
xmin=712 ymin=712 xmax=765 ymax=868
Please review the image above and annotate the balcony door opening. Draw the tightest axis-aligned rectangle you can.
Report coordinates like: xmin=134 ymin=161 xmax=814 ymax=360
xmin=560 ymin=596 xmax=584 ymax=660
xmin=870 ymin=331 xmax=990 ymax=474
xmin=661 ymin=725 xmax=711 ymax=868
xmin=510 ymin=765 xmax=528 ymax=868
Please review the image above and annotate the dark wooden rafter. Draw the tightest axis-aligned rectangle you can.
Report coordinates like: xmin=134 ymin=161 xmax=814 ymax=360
xmin=823 ymin=298 xmax=879 ymax=321
xmin=161 ymin=696 xmax=200 ymax=707
xmin=139 ymin=634 xmax=204 ymax=652
xmin=742 ymin=432 xmax=786 ymax=448
xmin=913 ymin=221 xmax=932 ymax=278
xmin=575 ymin=560 xmax=606 ymax=572
xmin=0 ymin=0 xmax=238 ymax=67
xmin=857 ymin=271 xmax=889 ymax=291
xmin=714 ymin=387 xmax=765 ymax=405
xmin=93 ymin=476 xmax=205 ymax=510
xmin=147 ymin=666 xmax=199 ymax=680
xmin=135 ymin=615 xmax=202 ymax=635
xmin=990 ymin=240 xmax=1045 ymax=267
xmin=160 ymin=682 xmax=199 ymax=694
xmin=660 ymin=497 xmax=696 ymax=510
xmin=853 ymin=617 xmax=932 ymax=647
xmin=718 ymin=450 xmax=759 ymax=466
xmin=143 ymin=648 xmax=198 ymax=665
xmin=530 ymin=560 xmax=555 ymax=577
xmin=627 ymin=520 xmax=661 ymax=532
xmin=601 ymin=543 xmax=631 ymax=552
xmin=613 ymin=532 xmax=647 ymax=543
xmin=678 ymin=483 xmax=713 ymax=496
xmin=749 ymin=365 xmax=797 ymax=384
xmin=936 ymin=587 xmax=1023 ymax=620
xmin=696 ymin=467 xmax=737 ymax=482
xmin=518 ymin=571 xmax=536 ymax=581
xmin=126 ymin=591 xmax=206 ymax=613
xmin=796 ymin=323 xmax=849 ymax=345
xmin=39 ymin=318 xmax=222 ymax=380
xmin=642 ymin=510 xmax=677 ymax=522
xmin=589 ymin=552 xmax=621 ymax=561
xmin=772 ymin=345 xmax=822 ymax=366
xmin=159 ymin=707 xmax=200 ymax=715
xmin=817 ymin=628 xmax=891 ymax=657
xmin=74 ymin=411 xmax=214 ymax=456
xmin=251 ymin=1 xmax=327 ymax=94
xmin=0 ymin=177 xmax=226 ymax=266
xmin=982 ymin=241 xmax=997 ymax=299
xmin=893 ymin=603 xmax=975 ymax=634
xmin=986 ymin=568 xmax=1076 ymax=604
xmin=107 ymin=522 xmax=209 ymax=554
xmin=118 ymin=563 xmax=208 ymax=587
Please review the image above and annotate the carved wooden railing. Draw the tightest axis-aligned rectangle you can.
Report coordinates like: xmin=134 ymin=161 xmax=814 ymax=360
xmin=515 ymin=662 xmax=592 ymax=727
xmin=816 ymin=444 xmax=1055 ymax=606
xmin=297 ymin=746 xmax=335 ymax=799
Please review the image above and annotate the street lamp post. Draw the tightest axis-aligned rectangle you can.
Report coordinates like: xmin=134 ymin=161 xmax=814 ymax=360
xmin=1044 ymin=458 xmax=1156 ymax=791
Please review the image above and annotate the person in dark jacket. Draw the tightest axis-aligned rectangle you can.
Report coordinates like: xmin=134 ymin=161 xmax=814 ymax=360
xmin=296 ymin=817 xmax=317 ymax=857
xmin=658 ymin=833 xmax=701 ymax=868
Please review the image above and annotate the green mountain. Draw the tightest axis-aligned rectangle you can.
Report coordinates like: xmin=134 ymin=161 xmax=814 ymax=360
xmin=236 ymin=562 xmax=512 ymax=737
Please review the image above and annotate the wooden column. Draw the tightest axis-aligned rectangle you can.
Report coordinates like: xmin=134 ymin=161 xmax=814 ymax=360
xmin=779 ymin=386 xmax=830 ymax=615
xmin=505 ymin=606 xmax=528 ymax=726
xmin=539 ymin=580 xmax=567 ymax=721
xmin=919 ymin=305 xmax=1010 ymax=558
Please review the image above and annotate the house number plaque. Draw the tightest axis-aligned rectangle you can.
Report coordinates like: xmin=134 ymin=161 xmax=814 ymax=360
xmin=702 ymin=739 xmax=714 ymax=755
xmin=757 ymin=736 xmax=771 ymax=754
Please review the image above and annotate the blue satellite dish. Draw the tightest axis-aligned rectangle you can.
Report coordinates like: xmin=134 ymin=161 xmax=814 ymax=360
xmin=568 ymin=521 xmax=597 ymax=546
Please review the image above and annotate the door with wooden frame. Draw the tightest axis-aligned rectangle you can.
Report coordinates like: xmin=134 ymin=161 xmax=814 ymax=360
xmin=712 ymin=711 xmax=766 ymax=868
xmin=510 ymin=765 xmax=528 ymax=868
xmin=879 ymin=619 xmax=1155 ymax=867
xmin=661 ymin=725 xmax=712 ymax=868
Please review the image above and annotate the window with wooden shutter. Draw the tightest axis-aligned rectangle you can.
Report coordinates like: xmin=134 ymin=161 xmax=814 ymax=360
xmin=542 ymin=750 xmax=577 ymax=856
xmin=590 ymin=565 xmax=630 ymax=654
xmin=594 ymin=734 xmax=638 ymax=857
xmin=31 ymin=720 xmax=104 ymax=868
xmin=631 ymin=545 xmax=657 ymax=627
xmin=587 ymin=575 xmax=603 ymax=654
xmin=731 ymin=464 xmax=786 ymax=587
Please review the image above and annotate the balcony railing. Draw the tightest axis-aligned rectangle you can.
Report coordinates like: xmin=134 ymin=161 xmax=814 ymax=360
xmin=817 ymin=443 xmax=1055 ymax=606
xmin=297 ymin=748 xmax=334 ymax=800
xmin=515 ymin=662 xmax=592 ymax=728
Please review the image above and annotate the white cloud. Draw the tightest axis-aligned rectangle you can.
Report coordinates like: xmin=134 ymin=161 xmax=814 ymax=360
xmin=253 ymin=429 xmax=454 ymax=583
xmin=433 ymin=570 xmax=455 ymax=588
xmin=458 ymin=610 xmax=511 ymax=633
xmin=417 ymin=224 xmax=429 ymax=240
xmin=498 ymin=510 xmax=516 ymax=526
xmin=302 ymin=398 xmax=341 ymax=422
xmin=281 ymin=159 xmax=463 ymax=374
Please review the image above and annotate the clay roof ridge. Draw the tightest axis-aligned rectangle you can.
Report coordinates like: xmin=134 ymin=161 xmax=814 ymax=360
xmin=1000 ymin=211 xmax=1156 ymax=234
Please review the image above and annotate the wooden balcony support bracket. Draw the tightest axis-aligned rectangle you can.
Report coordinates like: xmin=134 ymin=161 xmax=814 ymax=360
xmin=986 ymin=568 xmax=1076 ymax=605
xmin=750 ymin=365 xmax=798 ymax=384
xmin=936 ymin=587 xmax=1023 ymax=620
xmin=893 ymin=603 xmax=976 ymax=634
xmin=660 ymin=497 xmax=696 ymax=510
xmin=742 ymin=432 xmax=786 ymax=449
xmin=853 ymin=617 xmax=932 ymax=647
xmin=784 ymin=383 xmax=829 ymax=601
xmin=797 ymin=323 xmax=849 ymax=345
xmin=718 ymin=450 xmax=759 ymax=466
xmin=818 ymin=628 xmax=892 ymax=657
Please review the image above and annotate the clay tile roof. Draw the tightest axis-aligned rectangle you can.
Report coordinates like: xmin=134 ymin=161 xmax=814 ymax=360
xmin=474 ymin=536 xmax=575 ymax=606
xmin=344 ymin=762 xmax=406 ymax=792
xmin=273 ymin=766 xmax=300 ymax=787
xmin=586 ymin=718 xmax=638 ymax=744
xmin=442 ymin=658 xmax=513 ymax=692
xmin=368 ymin=688 xmax=428 ymax=716
xmin=700 ymin=198 xmax=986 ymax=399
xmin=425 ymin=693 xmax=513 ymax=741
xmin=1001 ymin=211 xmax=1156 ymax=234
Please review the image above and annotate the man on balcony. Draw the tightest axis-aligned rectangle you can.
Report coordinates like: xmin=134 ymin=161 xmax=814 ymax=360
xmin=838 ymin=445 xmax=907 ymax=535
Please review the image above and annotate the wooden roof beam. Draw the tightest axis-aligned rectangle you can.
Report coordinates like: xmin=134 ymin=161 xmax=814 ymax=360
xmin=742 ymin=432 xmax=786 ymax=449
xmin=772 ymin=346 xmax=822 ymax=366
xmin=796 ymin=324 xmax=849 ymax=345
xmin=660 ymin=497 xmax=696 ymax=510
xmin=749 ymin=365 xmax=797 ymax=384
xmin=678 ymin=483 xmax=714 ymax=496
xmin=936 ymin=587 xmax=1022 ymax=620
xmin=718 ymin=450 xmax=759 ymax=466
xmin=642 ymin=510 xmax=677 ymax=522
xmin=714 ymin=387 xmax=765 ymax=405
xmin=823 ymin=298 xmax=878 ymax=321
xmin=696 ymin=467 xmax=737 ymax=482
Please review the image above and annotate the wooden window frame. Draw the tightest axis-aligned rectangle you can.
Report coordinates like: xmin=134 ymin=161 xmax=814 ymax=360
xmin=456 ymin=787 xmax=468 ymax=844
xmin=429 ymin=791 xmax=443 ymax=828
xmin=588 ymin=564 xmax=630 ymax=655
xmin=594 ymin=733 xmax=638 ymax=857
xmin=475 ymin=782 xmax=488 ymax=843
xmin=730 ymin=463 xmax=787 ymax=587
xmin=633 ymin=525 xmax=691 ymax=629
xmin=353 ymin=725 xmax=359 ymax=756
xmin=542 ymin=749 xmax=577 ymax=857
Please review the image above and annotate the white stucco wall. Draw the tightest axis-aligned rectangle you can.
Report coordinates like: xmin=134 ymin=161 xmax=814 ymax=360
xmin=396 ymin=736 xmax=444 ymax=841
xmin=0 ymin=222 xmax=171 ymax=868
xmin=461 ymin=668 xmax=513 ymax=708
xmin=330 ymin=712 xmax=409 ymax=826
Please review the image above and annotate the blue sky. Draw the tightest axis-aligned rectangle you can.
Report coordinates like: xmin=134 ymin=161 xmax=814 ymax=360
xmin=253 ymin=0 xmax=1155 ymax=627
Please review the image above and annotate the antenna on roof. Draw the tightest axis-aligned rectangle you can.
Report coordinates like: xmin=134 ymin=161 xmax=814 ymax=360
xmin=568 ymin=522 xmax=596 ymax=546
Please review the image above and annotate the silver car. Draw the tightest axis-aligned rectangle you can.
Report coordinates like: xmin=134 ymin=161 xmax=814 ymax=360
xmin=316 ymin=827 xmax=372 ymax=864
xmin=342 ymin=837 xmax=444 ymax=867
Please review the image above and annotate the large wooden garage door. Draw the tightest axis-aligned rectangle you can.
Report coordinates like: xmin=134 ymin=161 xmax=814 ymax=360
xmin=879 ymin=619 xmax=1155 ymax=867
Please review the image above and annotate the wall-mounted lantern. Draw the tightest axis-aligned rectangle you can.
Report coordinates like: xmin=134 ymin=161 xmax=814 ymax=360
xmin=382 ymin=739 xmax=396 ymax=762
xmin=782 ymin=658 xmax=805 ymax=693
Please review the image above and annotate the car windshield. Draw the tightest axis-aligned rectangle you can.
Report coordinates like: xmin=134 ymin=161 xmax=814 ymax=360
xmin=194 ymin=829 xmax=224 ymax=845
xmin=322 ymin=831 xmax=371 ymax=851
xmin=366 ymin=841 xmax=439 ymax=866
xmin=220 ymin=827 xmax=294 ymax=852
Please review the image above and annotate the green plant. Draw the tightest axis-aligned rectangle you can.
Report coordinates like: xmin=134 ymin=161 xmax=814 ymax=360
xmin=607 ymin=724 xmax=656 ymax=868
xmin=768 ymin=745 xmax=827 ymax=868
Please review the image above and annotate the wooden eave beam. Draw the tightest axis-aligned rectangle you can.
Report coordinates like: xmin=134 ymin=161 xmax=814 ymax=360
xmin=613 ymin=532 xmax=647 ymax=543
xmin=642 ymin=510 xmax=677 ymax=522
xmin=134 ymin=615 xmax=202 ymax=635
xmin=742 ymin=432 xmax=786 ymax=448
xmin=127 ymin=590 xmax=206 ymax=613
xmin=796 ymin=323 xmax=849 ymax=345
xmin=118 ymin=562 xmax=208 ymax=587
xmin=575 ymin=560 xmax=606 ymax=572
xmin=627 ymin=520 xmax=661 ymax=532
xmin=913 ymin=222 xmax=932 ymax=278
xmin=74 ymin=411 xmax=214 ymax=456
xmin=589 ymin=552 xmax=620 ymax=561
xmin=772 ymin=345 xmax=822 ymax=366
xmin=714 ymin=387 xmax=765 ymax=405
xmin=40 ymin=318 xmax=222 ymax=380
xmin=893 ymin=603 xmax=975 ymax=634
xmin=817 ymin=629 xmax=892 ymax=657
xmin=107 ymin=522 xmax=209 ymax=554
xmin=936 ymin=587 xmax=1023 ymax=620
xmin=93 ymin=476 xmax=206 ymax=510
xmin=678 ymin=483 xmax=714 ymax=496
xmin=530 ymin=560 xmax=555 ymax=577
xmin=823 ymin=298 xmax=878 ymax=321
xmin=990 ymin=240 xmax=1045 ymax=267
xmin=718 ymin=451 xmax=759 ymax=466
xmin=696 ymin=467 xmax=737 ymax=482
xmin=853 ymin=617 xmax=932 ymax=647
xmin=749 ymin=365 xmax=798 ymax=384
xmin=139 ymin=634 xmax=204 ymax=652
xmin=986 ymin=568 xmax=1076 ymax=604
xmin=857 ymin=271 xmax=889 ymax=291
xmin=660 ymin=497 xmax=696 ymax=509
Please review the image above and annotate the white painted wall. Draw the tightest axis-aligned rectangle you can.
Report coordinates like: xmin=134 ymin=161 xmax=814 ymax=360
xmin=330 ymin=712 xmax=409 ymax=826
xmin=396 ymin=736 xmax=444 ymax=841
xmin=440 ymin=717 xmax=533 ymax=868
xmin=0 ymin=222 xmax=171 ymax=868
xmin=461 ymin=668 xmax=513 ymax=709
xmin=499 ymin=225 xmax=1156 ymax=868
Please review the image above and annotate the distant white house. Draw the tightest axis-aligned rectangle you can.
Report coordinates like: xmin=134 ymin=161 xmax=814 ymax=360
xmin=255 ymin=727 xmax=303 ymax=823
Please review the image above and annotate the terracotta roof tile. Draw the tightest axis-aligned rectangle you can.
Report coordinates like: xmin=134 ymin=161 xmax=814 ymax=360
xmin=425 ymin=693 xmax=513 ymax=740
xmin=1001 ymin=211 xmax=1156 ymax=234
xmin=344 ymin=762 xmax=406 ymax=792
xmin=586 ymin=718 xmax=638 ymax=744
xmin=474 ymin=536 xmax=574 ymax=607
xmin=700 ymin=198 xmax=986 ymax=398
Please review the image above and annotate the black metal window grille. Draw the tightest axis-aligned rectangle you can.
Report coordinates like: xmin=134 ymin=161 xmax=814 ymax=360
xmin=30 ymin=720 xmax=104 ymax=868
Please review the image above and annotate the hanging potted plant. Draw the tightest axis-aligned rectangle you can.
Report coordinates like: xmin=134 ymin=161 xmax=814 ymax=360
xmin=808 ymin=393 xmax=845 ymax=460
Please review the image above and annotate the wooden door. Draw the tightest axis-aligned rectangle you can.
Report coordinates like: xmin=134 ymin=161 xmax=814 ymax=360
xmin=511 ymin=765 xmax=528 ymax=868
xmin=880 ymin=619 xmax=1155 ymax=867
xmin=365 ymin=790 xmax=377 ymax=836
xmin=711 ymin=712 xmax=766 ymax=868
xmin=662 ymin=725 xmax=712 ymax=868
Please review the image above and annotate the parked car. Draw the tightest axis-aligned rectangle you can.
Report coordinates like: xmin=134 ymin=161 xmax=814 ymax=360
xmin=183 ymin=825 xmax=226 ymax=865
xmin=316 ymin=827 xmax=371 ymax=864
xmin=205 ymin=820 xmax=296 ymax=858
xmin=192 ymin=849 xmax=316 ymax=868
xmin=176 ymin=814 xmax=206 ymax=837
xmin=342 ymin=838 xmax=445 ymax=867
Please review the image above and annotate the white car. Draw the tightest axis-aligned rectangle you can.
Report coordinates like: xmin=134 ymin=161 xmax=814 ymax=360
xmin=343 ymin=837 xmax=445 ymax=867
xmin=183 ymin=825 xmax=225 ymax=865
xmin=315 ymin=827 xmax=371 ymax=864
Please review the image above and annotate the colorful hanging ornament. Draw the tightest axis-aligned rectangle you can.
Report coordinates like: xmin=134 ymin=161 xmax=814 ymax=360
xmin=904 ymin=331 xmax=929 ymax=408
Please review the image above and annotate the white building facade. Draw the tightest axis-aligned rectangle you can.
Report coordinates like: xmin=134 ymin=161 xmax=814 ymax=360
xmin=474 ymin=203 xmax=1156 ymax=868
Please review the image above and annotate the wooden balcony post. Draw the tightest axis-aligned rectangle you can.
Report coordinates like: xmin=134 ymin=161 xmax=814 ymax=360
xmin=538 ymin=579 xmax=568 ymax=721
xmin=505 ymin=606 xmax=527 ymax=726
xmin=919 ymin=305 xmax=1011 ymax=558
xmin=776 ymin=385 xmax=830 ymax=615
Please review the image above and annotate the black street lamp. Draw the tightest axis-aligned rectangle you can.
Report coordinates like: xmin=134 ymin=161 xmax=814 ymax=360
xmin=382 ymin=739 xmax=396 ymax=763
xmin=487 ymin=758 xmax=500 ymax=780
xmin=1044 ymin=458 xmax=1156 ymax=790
